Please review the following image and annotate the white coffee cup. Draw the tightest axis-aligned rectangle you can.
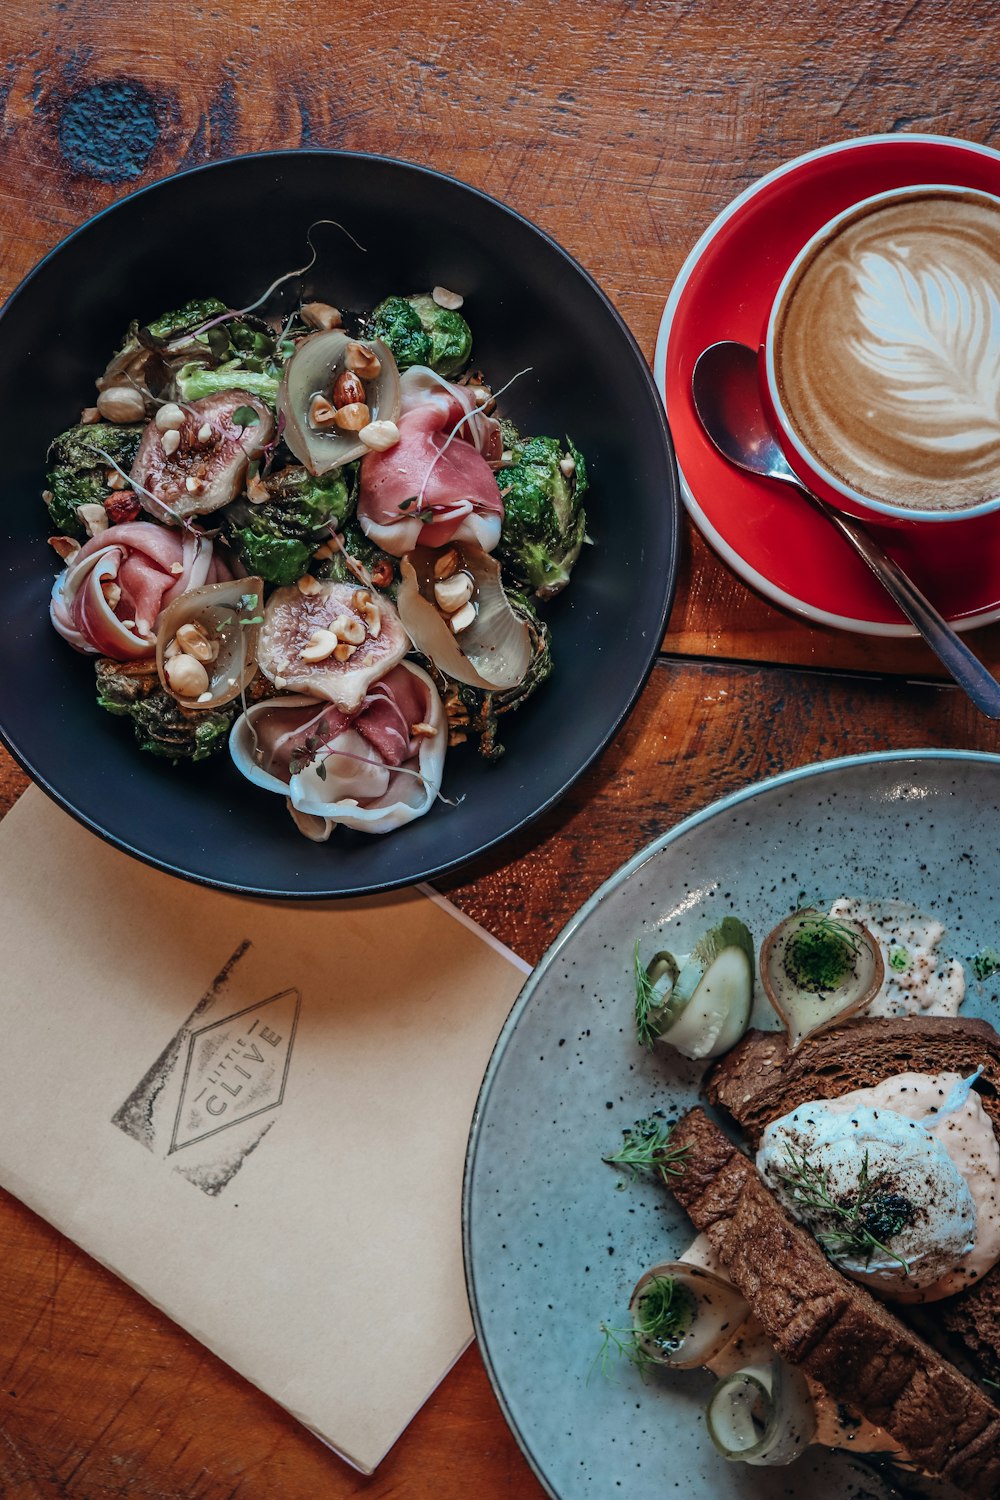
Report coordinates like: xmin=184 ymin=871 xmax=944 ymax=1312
xmin=763 ymin=183 xmax=1000 ymax=525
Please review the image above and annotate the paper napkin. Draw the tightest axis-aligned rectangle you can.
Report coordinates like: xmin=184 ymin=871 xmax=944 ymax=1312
xmin=0 ymin=788 xmax=528 ymax=1473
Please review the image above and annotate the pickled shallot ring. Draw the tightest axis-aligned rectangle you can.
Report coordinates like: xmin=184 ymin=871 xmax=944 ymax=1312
xmin=759 ymin=909 xmax=884 ymax=1051
xmin=398 ymin=546 xmax=531 ymax=691
xmin=279 ymin=331 xmax=401 ymax=474
xmin=705 ymin=1360 xmax=816 ymax=1466
xmin=155 ymin=576 xmax=263 ymax=709
xmin=628 ymin=1262 xmax=750 ymax=1370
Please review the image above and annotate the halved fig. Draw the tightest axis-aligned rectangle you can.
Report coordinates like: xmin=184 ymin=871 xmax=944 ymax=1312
xmin=279 ymin=331 xmax=400 ymax=474
xmin=257 ymin=579 xmax=409 ymax=711
xmin=131 ymin=391 xmax=274 ymax=523
xmin=759 ymin=909 xmax=885 ymax=1050
xmin=155 ymin=576 xmax=263 ymax=710
xmin=397 ymin=544 xmax=531 ymax=691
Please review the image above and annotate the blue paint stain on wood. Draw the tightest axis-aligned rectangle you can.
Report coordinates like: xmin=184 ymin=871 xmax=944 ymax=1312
xmin=207 ymin=76 xmax=237 ymax=155
xmin=56 ymin=78 xmax=161 ymax=182
xmin=290 ymin=80 xmax=314 ymax=145
xmin=177 ymin=112 xmax=208 ymax=170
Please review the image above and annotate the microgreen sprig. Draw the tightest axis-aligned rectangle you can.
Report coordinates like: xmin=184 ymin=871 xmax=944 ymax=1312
xmin=784 ymin=914 xmax=863 ymax=991
xmin=593 ymin=1274 xmax=696 ymax=1383
xmin=602 ymin=1117 xmax=690 ymax=1182
xmin=633 ymin=942 xmax=678 ymax=1050
xmin=776 ymin=1145 xmax=913 ymax=1275
xmin=633 ymin=941 xmax=662 ymax=1050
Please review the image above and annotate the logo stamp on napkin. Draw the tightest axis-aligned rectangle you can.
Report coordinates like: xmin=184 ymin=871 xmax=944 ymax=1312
xmin=112 ymin=941 xmax=301 ymax=1196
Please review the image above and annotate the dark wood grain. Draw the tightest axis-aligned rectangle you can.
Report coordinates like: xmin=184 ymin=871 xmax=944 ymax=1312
xmin=2 ymin=0 xmax=1000 ymax=1495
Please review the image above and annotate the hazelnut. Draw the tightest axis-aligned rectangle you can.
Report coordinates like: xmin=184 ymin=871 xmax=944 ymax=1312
xmin=332 ymin=402 xmax=371 ymax=432
xmin=332 ymin=370 xmax=366 ymax=408
xmin=165 ymin=653 xmax=210 ymax=699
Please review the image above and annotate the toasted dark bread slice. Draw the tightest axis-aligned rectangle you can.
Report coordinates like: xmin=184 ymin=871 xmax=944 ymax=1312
xmin=705 ymin=1016 xmax=1000 ymax=1381
xmin=705 ymin=1015 xmax=1000 ymax=1148
xmin=669 ymin=1108 xmax=1000 ymax=1498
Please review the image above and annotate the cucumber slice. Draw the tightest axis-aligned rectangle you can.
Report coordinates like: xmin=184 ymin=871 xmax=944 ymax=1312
xmin=635 ymin=919 xmax=755 ymax=1059
xmin=706 ymin=1359 xmax=816 ymax=1466
xmin=663 ymin=946 xmax=753 ymax=1059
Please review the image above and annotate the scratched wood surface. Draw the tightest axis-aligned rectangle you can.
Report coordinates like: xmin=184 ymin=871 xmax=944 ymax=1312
xmin=2 ymin=0 xmax=1000 ymax=1496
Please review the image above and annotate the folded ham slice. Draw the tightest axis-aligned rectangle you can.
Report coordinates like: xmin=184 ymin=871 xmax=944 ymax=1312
xmin=398 ymin=366 xmax=503 ymax=462
xmin=50 ymin=521 xmax=228 ymax=659
xmin=229 ymin=662 xmax=447 ymax=839
xmin=358 ymin=370 xmax=504 ymax=556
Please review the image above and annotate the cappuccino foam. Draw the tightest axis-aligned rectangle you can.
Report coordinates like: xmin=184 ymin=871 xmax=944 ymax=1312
xmin=774 ymin=188 xmax=1000 ymax=512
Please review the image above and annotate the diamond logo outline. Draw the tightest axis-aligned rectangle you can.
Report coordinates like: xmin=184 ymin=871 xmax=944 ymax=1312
xmin=167 ymin=988 xmax=301 ymax=1155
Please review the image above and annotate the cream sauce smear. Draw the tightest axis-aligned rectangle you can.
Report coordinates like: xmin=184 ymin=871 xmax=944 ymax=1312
xmin=828 ymin=897 xmax=965 ymax=1018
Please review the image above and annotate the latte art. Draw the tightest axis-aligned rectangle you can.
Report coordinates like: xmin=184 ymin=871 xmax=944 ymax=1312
xmin=773 ymin=189 xmax=1000 ymax=512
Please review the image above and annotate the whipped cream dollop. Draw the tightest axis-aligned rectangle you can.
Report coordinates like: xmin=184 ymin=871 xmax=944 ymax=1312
xmin=757 ymin=1071 xmax=1000 ymax=1301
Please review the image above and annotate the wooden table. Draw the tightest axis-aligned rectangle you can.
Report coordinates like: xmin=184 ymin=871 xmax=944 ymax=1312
xmin=2 ymin=2 xmax=999 ymax=1495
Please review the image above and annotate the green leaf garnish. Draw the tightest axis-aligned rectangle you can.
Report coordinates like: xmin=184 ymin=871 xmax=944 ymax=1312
xmin=888 ymin=945 xmax=910 ymax=972
xmin=232 ymin=405 xmax=260 ymax=428
xmin=973 ymin=948 xmax=1000 ymax=981
xmin=603 ymin=1117 xmax=689 ymax=1181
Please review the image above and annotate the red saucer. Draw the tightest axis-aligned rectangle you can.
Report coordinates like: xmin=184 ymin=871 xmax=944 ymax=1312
xmin=655 ymin=134 xmax=1000 ymax=635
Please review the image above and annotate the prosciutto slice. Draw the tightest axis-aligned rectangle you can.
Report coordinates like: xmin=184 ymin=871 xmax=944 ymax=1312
xmin=358 ymin=372 xmax=505 ymax=556
xmin=50 ymin=521 xmax=228 ymax=659
xmin=398 ymin=366 xmax=503 ymax=462
xmin=229 ymin=663 xmax=447 ymax=839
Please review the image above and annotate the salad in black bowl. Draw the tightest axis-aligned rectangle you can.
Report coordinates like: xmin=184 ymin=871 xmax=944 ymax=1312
xmin=0 ymin=151 xmax=679 ymax=897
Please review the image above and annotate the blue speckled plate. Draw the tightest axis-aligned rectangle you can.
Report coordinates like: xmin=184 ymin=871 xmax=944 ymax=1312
xmin=463 ymin=750 xmax=1000 ymax=1500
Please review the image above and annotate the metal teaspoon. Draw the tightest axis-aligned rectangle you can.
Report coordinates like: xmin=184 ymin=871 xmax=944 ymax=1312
xmin=691 ymin=340 xmax=1000 ymax=719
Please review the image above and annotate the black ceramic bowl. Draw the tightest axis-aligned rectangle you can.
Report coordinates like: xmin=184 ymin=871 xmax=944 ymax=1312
xmin=0 ymin=151 xmax=679 ymax=897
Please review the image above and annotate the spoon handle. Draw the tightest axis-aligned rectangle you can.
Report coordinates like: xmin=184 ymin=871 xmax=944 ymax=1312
xmin=821 ymin=504 xmax=1000 ymax=718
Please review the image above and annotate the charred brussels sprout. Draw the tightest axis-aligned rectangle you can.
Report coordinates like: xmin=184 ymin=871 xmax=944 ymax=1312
xmin=99 ymin=298 xmax=229 ymax=396
xmin=44 ymin=422 xmax=143 ymax=536
xmin=100 ymin=299 xmax=283 ymax=408
xmin=171 ymin=312 xmax=284 ymax=407
xmin=424 ymin=592 xmax=552 ymax=760
xmin=95 ymin=658 xmax=237 ymax=762
xmin=314 ymin=518 xmax=398 ymax=596
xmin=368 ymin=293 xmax=472 ymax=376
xmin=225 ymin=465 xmax=356 ymax=586
xmin=406 ymin=294 xmax=472 ymax=376
xmin=497 ymin=432 xmax=588 ymax=599
xmin=142 ymin=297 xmax=228 ymax=344
xmin=368 ymin=296 xmax=431 ymax=370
